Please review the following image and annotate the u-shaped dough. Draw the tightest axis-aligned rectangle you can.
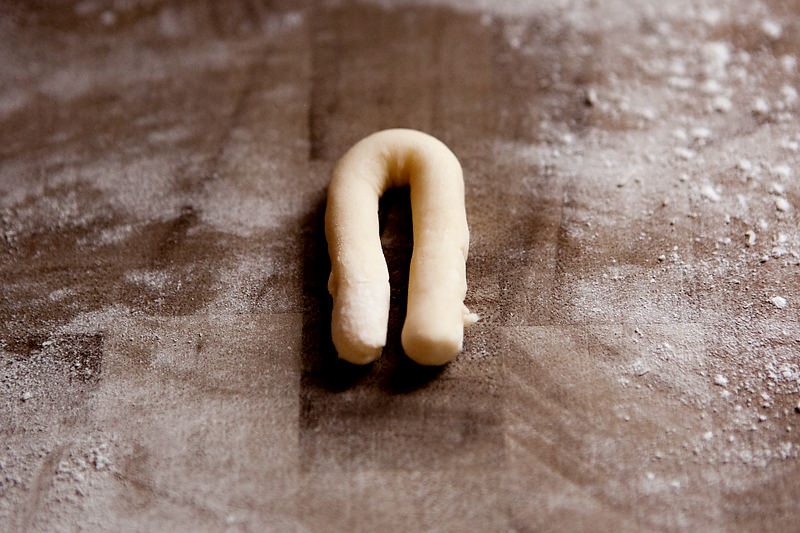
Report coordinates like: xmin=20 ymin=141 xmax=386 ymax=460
xmin=325 ymin=129 xmax=477 ymax=366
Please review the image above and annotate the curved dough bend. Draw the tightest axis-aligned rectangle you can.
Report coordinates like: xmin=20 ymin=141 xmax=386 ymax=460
xmin=325 ymin=128 xmax=477 ymax=366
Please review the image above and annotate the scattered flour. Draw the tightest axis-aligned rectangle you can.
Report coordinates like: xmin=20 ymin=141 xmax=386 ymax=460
xmin=781 ymin=85 xmax=798 ymax=105
xmin=769 ymin=183 xmax=786 ymax=195
xmin=690 ymin=127 xmax=712 ymax=140
xmin=775 ymin=197 xmax=791 ymax=212
xmin=781 ymin=55 xmax=797 ymax=73
xmin=700 ymin=185 xmax=721 ymax=202
xmin=761 ymin=20 xmax=783 ymax=40
xmin=771 ymin=164 xmax=792 ymax=179
xmin=753 ymin=98 xmax=770 ymax=114
xmin=769 ymin=296 xmax=787 ymax=309
xmin=712 ymin=95 xmax=732 ymax=112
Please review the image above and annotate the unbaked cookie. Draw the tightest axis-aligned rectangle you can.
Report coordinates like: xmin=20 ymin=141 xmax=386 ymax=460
xmin=325 ymin=129 xmax=478 ymax=366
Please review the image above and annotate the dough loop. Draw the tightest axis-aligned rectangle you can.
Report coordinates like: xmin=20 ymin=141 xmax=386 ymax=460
xmin=325 ymin=129 xmax=477 ymax=366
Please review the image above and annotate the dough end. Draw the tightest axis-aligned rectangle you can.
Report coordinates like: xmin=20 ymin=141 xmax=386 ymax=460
xmin=334 ymin=336 xmax=383 ymax=365
xmin=330 ymin=278 xmax=389 ymax=365
xmin=401 ymin=324 xmax=463 ymax=366
xmin=331 ymin=311 xmax=385 ymax=364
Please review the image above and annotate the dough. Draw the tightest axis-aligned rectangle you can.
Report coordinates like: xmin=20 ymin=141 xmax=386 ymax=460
xmin=325 ymin=128 xmax=477 ymax=366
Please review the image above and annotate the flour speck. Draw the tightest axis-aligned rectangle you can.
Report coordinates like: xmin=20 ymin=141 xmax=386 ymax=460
xmin=770 ymin=296 xmax=788 ymax=309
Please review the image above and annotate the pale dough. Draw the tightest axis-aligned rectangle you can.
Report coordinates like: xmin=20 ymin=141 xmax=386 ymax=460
xmin=325 ymin=128 xmax=478 ymax=366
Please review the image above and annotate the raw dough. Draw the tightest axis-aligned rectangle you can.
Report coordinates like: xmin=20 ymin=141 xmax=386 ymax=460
xmin=325 ymin=129 xmax=477 ymax=365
